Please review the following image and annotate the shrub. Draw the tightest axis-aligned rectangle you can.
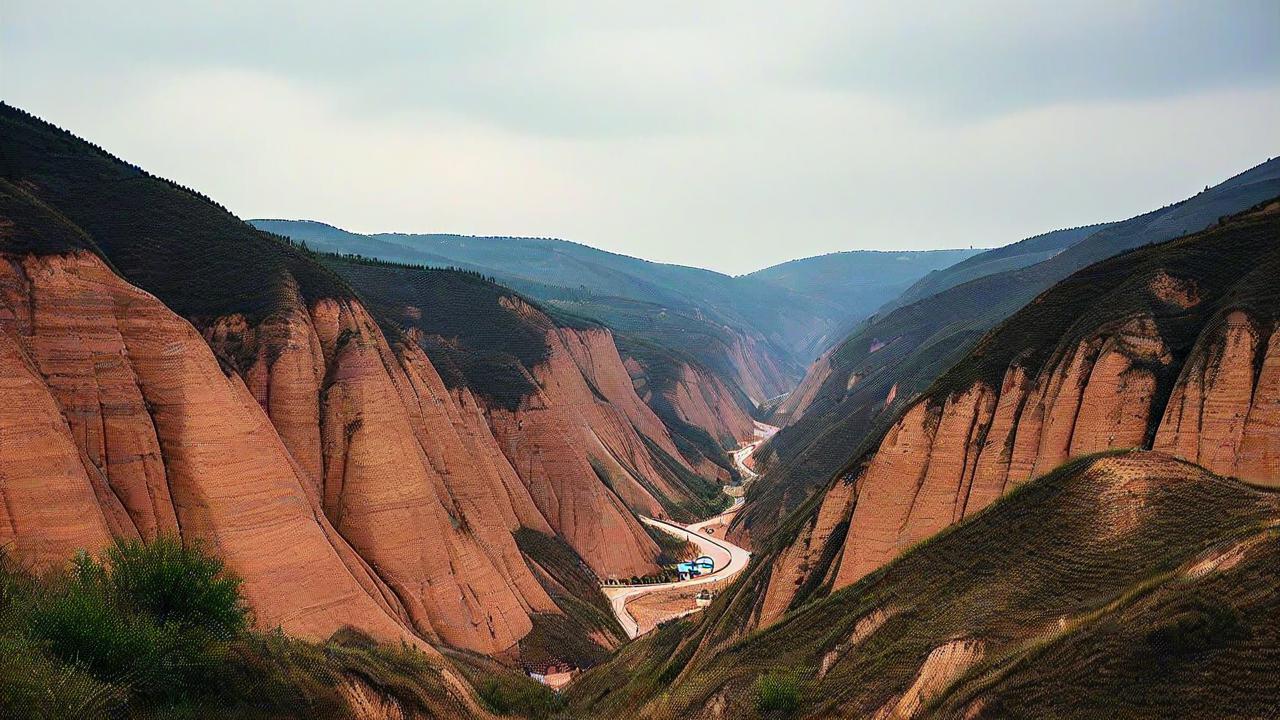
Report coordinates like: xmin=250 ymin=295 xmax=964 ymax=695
xmin=1145 ymin=600 xmax=1249 ymax=663
xmin=0 ymin=623 xmax=126 ymax=720
xmin=23 ymin=538 xmax=250 ymax=703
xmin=477 ymin=677 xmax=565 ymax=718
xmin=754 ymin=671 xmax=801 ymax=715
xmin=107 ymin=536 xmax=248 ymax=638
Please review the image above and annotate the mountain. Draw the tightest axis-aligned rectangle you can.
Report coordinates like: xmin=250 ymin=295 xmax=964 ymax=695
xmin=741 ymin=156 xmax=1280 ymax=543
xmin=875 ymin=223 xmax=1110 ymax=316
xmin=252 ymin=220 xmax=984 ymax=406
xmin=567 ymin=200 xmax=1280 ymax=718
xmin=0 ymin=101 xmax=756 ymax=682
xmin=745 ymin=247 xmax=987 ymax=351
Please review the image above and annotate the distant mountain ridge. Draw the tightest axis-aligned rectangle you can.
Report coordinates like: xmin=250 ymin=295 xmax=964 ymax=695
xmin=253 ymin=218 xmax=984 ymax=413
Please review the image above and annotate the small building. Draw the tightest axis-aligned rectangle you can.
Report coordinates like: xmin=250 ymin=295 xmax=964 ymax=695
xmin=527 ymin=661 xmax=577 ymax=690
xmin=695 ymin=589 xmax=715 ymax=607
xmin=676 ymin=556 xmax=716 ymax=580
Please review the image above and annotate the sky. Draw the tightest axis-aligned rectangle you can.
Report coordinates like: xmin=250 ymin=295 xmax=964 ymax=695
xmin=3 ymin=2 xmax=1278 ymax=274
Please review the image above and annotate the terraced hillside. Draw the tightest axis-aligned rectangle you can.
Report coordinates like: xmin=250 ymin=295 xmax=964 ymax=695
xmin=566 ymin=451 xmax=1280 ymax=719
xmin=742 ymin=157 xmax=1280 ymax=543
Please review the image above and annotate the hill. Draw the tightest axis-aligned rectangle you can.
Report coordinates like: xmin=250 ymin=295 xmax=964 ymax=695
xmin=742 ymin=156 xmax=1280 ymax=542
xmin=875 ymin=223 xmax=1110 ymax=316
xmin=746 ymin=247 xmax=986 ymax=348
xmin=566 ymin=196 xmax=1280 ymax=718
xmin=0 ymin=100 xmax=749 ymax=680
xmin=253 ymin=220 xmax=984 ymax=405
xmin=568 ymin=451 xmax=1280 ymax=719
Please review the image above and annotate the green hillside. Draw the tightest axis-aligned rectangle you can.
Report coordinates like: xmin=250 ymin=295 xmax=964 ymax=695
xmin=567 ymin=451 xmax=1280 ymax=719
xmin=743 ymin=157 xmax=1280 ymax=541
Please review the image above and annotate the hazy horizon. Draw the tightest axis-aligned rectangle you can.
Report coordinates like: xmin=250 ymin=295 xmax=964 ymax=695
xmin=249 ymin=215 xmax=999 ymax=277
xmin=4 ymin=1 xmax=1277 ymax=273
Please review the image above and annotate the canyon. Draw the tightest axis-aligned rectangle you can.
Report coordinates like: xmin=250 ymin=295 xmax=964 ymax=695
xmin=0 ymin=104 xmax=760 ymax=668
xmin=1 ymin=99 xmax=1277 ymax=719
xmin=754 ymin=200 xmax=1280 ymax=623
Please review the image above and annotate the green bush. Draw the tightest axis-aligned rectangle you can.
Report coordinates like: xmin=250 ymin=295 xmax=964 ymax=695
xmin=107 ymin=536 xmax=248 ymax=637
xmin=21 ymin=538 xmax=250 ymax=703
xmin=26 ymin=564 xmax=168 ymax=690
xmin=754 ymin=672 xmax=801 ymax=715
xmin=477 ymin=677 xmax=566 ymax=718
xmin=0 ymin=631 xmax=125 ymax=720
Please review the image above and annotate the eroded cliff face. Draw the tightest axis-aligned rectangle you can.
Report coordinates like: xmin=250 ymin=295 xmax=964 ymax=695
xmin=725 ymin=330 xmax=793 ymax=405
xmin=0 ymin=251 xmax=426 ymax=650
xmin=1155 ymin=311 xmax=1280 ymax=483
xmin=761 ymin=308 xmax=1280 ymax=618
xmin=625 ymin=355 xmax=756 ymax=482
xmin=204 ymin=292 xmax=566 ymax=655
xmin=771 ymin=344 xmax=836 ymax=423
xmin=480 ymin=323 xmax=672 ymax=581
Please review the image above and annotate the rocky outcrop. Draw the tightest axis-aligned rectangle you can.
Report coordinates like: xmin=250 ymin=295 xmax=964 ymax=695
xmin=482 ymin=325 xmax=669 ymax=581
xmin=0 ymin=251 xmax=425 ymax=650
xmin=756 ymin=475 xmax=854 ymax=627
xmin=815 ymin=311 xmax=1277 ymax=592
xmin=875 ymin=639 xmax=985 ymax=720
xmin=1155 ymin=312 xmax=1280 ymax=484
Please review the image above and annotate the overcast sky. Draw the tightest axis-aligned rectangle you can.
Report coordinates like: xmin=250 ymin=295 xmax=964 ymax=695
xmin=4 ymin=2 xmax=1277 ymax=274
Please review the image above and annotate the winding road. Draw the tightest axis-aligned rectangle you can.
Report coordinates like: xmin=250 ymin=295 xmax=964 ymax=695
xmin=602 ymin=421 xmax=778 ymax=639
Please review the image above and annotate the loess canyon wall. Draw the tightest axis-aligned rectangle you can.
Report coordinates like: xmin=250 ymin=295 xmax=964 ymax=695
xmin=755 ymin=202 xmax=1280 ymax=624
xmin=0 ymin=250 xmax=428 ymax=651
xmin=625 ymin=353 xmax=756 ymax=483
xmin=0 ymin=104 xmax=747 ymax=665
xmin=202 ymin=289 xmax=562 ymax=656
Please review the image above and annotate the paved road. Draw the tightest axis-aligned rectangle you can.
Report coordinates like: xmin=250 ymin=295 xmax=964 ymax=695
xmin=603 ymin=499 xmax=751 ymax=638
xmin=732 ymin=420 xmax=779 ymax=480
xmin=602 ymin=424 xmax=779 ymax=638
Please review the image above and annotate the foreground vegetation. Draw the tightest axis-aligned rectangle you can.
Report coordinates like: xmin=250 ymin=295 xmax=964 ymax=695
xmin=0 ymin=538 xmax=543 ymax=719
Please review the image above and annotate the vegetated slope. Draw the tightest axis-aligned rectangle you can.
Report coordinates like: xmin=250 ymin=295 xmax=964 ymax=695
xmin=745 ymin=247 xmax=985 ymax=351
xmin=568 ymin=200 xmax=1280 ymax=717
xmin=876 ymin=223 xmax=1109 ymax=316
xmin=741 ymin=199 xmax=1279 ymax=633
xmin=0 ymin=538 xmax=535 ymax=720
xmin=253 ymin=218 xmax=806 ymax=406
xmin=743 ymin=157 xmax=1280 ymax=543
xmin=0 ymin=102 xmax=679 ymax=671
xmin=567 ymin=451 xmax=1280 ymax=719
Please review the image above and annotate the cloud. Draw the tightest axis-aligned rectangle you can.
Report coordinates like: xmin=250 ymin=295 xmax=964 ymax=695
xmin=2 ymin=2 xmax=1277 ymax=273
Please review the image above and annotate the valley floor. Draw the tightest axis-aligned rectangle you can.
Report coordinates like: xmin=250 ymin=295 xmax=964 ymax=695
xmin=603 ymin=500 xmax=752 ymax=638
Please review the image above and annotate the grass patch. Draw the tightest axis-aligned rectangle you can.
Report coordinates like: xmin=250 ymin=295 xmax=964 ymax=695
xmin=754 ymin=672 xmax=801 ymax=715
xmin=0 ymin=539 xmax=483 ymax=719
